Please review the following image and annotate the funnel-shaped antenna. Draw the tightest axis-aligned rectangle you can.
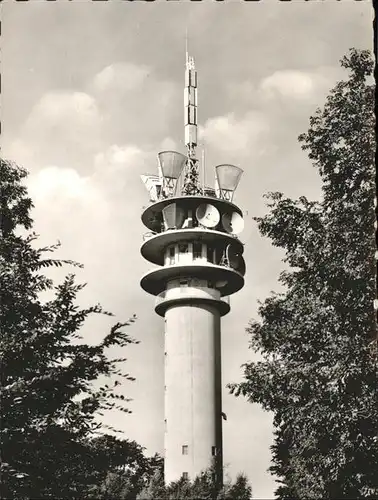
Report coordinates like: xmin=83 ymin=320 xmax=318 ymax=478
xmin=158 ymin=151 xmax=187 ymax=197
xmin=215 ymin=164 xmax=243 ymax=202
xmin=158 ymin=151 xmax=187 ymax=179
xmin=162 ymin=203 xmax=186 ymax=230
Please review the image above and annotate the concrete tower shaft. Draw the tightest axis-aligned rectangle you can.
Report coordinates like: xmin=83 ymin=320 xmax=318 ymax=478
xmin=164 ymin=303 xmax=222 ymax=484
xmin=140 ymin=53 xmax=245 ymax=486
xmin=141 ymin=195 xmax=245 ymax=483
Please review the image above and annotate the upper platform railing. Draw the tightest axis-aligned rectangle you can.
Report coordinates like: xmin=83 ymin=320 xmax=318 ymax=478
xmin=140 ymin=151 xmax=244 ymax=205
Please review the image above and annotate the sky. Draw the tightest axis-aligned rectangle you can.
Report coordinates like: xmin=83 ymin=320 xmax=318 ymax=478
xmin=1 ymin=1 xmax=373 ymax=498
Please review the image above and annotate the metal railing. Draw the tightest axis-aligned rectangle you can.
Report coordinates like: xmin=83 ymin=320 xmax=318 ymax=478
xmin=142 ymin=231 xmax=157 ymax=241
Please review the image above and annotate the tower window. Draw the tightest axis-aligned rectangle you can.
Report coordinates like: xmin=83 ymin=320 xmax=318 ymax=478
xmin=212 ymin=446 xmax=217 ymax=456
xmin=179 ymin=242 xmax=192 ymax=264
xmin=182 ymin=445 xmax=188 ymax=455
xmin=207 ymin=245 xmax=213 ymax=263
xmin=193 ymin=241 xmax=202 ymax=259
xmin=168 ymin=246 xmax=175 ymax=265
xmin=182 ymin=472 xmax=189 ymax=480
xmin=179 ymin=243 xmax=189 ymax=254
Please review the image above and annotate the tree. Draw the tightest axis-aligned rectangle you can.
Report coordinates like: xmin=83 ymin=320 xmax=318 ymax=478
xmin=137 ymin=464 xmax=253 ymax=499
xmin=0 ymin=158 xmax=145 ymax=498
xmin=229 ymin=49 xmax=377 ymax=499
xmin=137 ymin=468 xmax=167 ymax=500
xmin=223 ymin=474 xmax=253 ymax=500
xmin=86 ymin=441 xmax=164 ymax=499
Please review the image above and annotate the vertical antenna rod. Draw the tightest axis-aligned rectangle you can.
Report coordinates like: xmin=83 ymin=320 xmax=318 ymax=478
xmin=182 ymin=38 xmax=201 ymax=195
xmin=185 ymin=28 xmax=189 ymax=66
xmin=202 ymin=147 xmax=205 ymax=194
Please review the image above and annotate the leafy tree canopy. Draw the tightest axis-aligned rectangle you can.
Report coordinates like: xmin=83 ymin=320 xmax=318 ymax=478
xmin=0 ymin=159 xmax=151 ymax=498
xmin=137 ymin=464 xmax=253 ymax=500
xmin=229 ymin=49 xmax=376 ymax=499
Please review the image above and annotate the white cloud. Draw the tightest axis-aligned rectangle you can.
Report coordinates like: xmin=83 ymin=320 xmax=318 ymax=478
xmin=199 ymin=111 xmax=269 ymax=157
xmin=259 ymin=70 xmax=328 ymax=100
xmin=159 ymin=137 xmax=177 ymax=151
xmin=92 ymin=143 xmax=153 ymax=199
xmin=5 ymin=65 xmax=178 ymax=175
xmin=26 ymin=166 xmax=109 ymax=231
xmin=89 ymin=62 xmax=179 ymax=147
xmin=27 ymin=166 xmax=98 ymax=201
xmin=94 ymin=144 xmax=147 ymax=171
xmin=31 ymin=91 xmax=99 ymax=123
xmin=7 ymin=91 xmax=103 ymax=172
xmin=92 ymin=62 xmax=150 ymax=93
xmin=25 ymin=157 xmax=140 ymax=281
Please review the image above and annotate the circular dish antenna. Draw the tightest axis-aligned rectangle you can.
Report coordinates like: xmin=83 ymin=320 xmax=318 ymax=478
xmin=222 ymin=212 xmax=244 ymax=235
xmin=196 ymin=204 xmax=220 ymax=228
xmin=225 ymin=244 xmax=246 ymax=276
xmin=162 ymin=203 xmax=186 ymax=230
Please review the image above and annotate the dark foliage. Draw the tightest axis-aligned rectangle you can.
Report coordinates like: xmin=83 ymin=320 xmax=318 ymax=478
xmin=229 ymin=49 xmax=377 ymax=499
xmin=137 ymin=463 xmax=252 ymax=500
xmin=0 ymin=159 xmax=151 ymax=498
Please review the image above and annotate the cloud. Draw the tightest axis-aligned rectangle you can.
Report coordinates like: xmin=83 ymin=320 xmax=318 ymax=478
xmin=25 ymin=140 xmax=153 ymax=233
xmin=25 ymin=152 xmax=146 ymax=308
xmin=94 ymin=144 xmax=148 ymax=174
xmin=7 ymin=91 xmax=103 ymax=172
xmin=33 ymin=91 xmax=99 ymax=122
xmin=92 ymin=62 xmax=150 ymax=93
xmin=92 ymin=143 xmax=154 ymax=201
xmin=89 ymin=62 xmax=179 ymax=147
xmin=259 ymin=70 xmax=329 ymax=101
xmin=5 ymin=63 xmax=178 ymax=175
xmin=199 ymin=111 xmax=269 ymax=159
xmin=26 ymin=166 xmax=110 ymax=246
xmin=27 ymin=165 xmax=100 ymax=203
xmin=159 ymin=137 xmax=177 ymax=151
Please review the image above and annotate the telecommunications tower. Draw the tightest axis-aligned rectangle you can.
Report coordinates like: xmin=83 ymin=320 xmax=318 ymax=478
xmin=140 ymin=50 xmax=246 ymax=485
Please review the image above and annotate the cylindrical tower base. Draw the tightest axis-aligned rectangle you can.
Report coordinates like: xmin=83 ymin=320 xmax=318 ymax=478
xmin=164 ymin=302 xmax=223 ymax=485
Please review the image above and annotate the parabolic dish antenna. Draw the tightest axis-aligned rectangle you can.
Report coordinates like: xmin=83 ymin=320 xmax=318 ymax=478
xmin=226 ymin=244 xmax=240 ymax=268
xmin=162 ymin=203 xmax=186 ymax=230
xmin=226 ymin=244 xmax=246 ymax=276
xmin=222 ymin=212 xmax=244 ymax=235
xmin=196 ymin=203 xmax=220 ymax=228
xmin=235 ymin=256 xmax=246 ymax=276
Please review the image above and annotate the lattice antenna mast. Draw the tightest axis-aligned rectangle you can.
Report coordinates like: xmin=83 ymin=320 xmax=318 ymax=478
xmin=182 ymin=40 xmax=202 ymax=195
